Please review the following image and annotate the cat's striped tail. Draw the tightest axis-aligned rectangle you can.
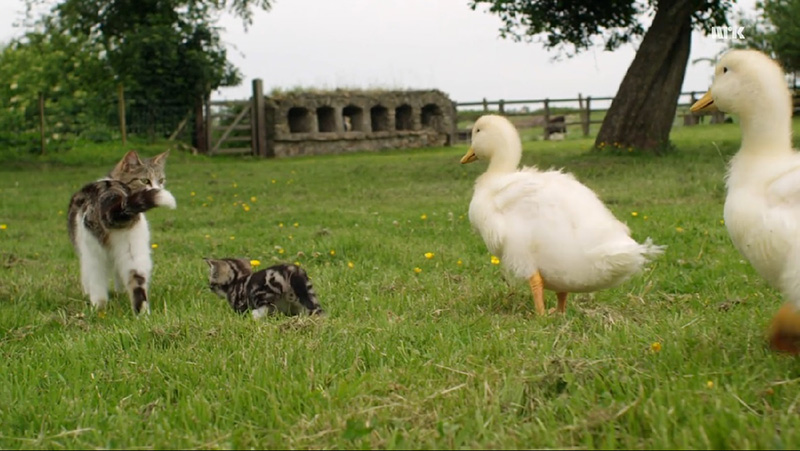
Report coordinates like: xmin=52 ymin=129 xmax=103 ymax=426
xmin=105 ymin=188 xmax=176 ymax=226
xmin=288 ymin=265 xmax=324 ymax=315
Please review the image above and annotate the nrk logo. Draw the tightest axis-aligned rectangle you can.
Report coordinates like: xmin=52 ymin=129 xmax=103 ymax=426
xmin=711 ymin=26 xmax=746 ymax=41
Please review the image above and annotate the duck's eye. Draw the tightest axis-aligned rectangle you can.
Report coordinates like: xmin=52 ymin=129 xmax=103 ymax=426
xmin=476 ymin=129 xmax=481 ymax=133
xmin=723 ymin=66 xmax=728 ymax=74
xmin=140 ymin=178 xmax=150 ymax=185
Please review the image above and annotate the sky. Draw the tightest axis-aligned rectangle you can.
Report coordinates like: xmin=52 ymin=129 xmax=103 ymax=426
xmin=0 ymin=0 xmax=758 ymax=108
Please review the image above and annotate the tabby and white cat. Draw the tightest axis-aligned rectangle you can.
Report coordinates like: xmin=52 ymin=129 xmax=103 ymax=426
xmin=203 ymin=258 xmax=324 ymax=318
xmin=68 ymin=150 xmax=177 ymax=315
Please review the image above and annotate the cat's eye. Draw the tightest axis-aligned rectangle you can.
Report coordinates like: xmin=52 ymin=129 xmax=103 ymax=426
xmin=159 ymin=178 xmax=165 ymax=185
xmin=140 ymin=178 xmax=151 ymax=185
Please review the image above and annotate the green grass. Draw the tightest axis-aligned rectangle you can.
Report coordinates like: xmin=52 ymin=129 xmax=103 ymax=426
xmin=3 ymin=121 xmax=800 ymax=449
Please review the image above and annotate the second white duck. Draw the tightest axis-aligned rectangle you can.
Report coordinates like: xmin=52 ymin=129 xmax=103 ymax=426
xmin=460 ymin=114 xmax=665 ymax=315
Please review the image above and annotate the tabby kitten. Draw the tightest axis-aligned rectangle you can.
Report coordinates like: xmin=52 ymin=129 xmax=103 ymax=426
xmin=68 ymin=150 xmax=177 ymax=315
xmin=204 ymin=258 xmax=324 ymax=318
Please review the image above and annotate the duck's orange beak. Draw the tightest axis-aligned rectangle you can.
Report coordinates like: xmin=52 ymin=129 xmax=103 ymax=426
xmin=768 ymin=302 xmax=800 ymax=354
xmin=460 ymin=147 xmax=477 ymax=164
xmin=690 ymin=90 xmax=717 ymax=113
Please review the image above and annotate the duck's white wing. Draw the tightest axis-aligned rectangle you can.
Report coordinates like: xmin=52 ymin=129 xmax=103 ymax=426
xmin=490 ymin=170 xmax=548 ymax=214
xmin=767 ymin=164 xmax=800 ymax=205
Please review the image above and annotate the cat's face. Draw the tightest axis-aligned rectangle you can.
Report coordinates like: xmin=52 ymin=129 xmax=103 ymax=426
xmin=204 ymin=258 xmax=253 ymax=298
xmin=109 ymin=150 xmax=169 ymax=191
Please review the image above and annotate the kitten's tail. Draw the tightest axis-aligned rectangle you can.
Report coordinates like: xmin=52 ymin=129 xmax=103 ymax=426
xmin=288 ymin=265 xmax=324 ymax=315
xmin=105 ymin=188 xmax=176 ymax=226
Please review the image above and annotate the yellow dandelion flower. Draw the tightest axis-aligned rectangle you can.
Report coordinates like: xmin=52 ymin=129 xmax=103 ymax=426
xmin=420 ymin=214 xmax=427 ymax=220
xmin=58 ymin=210 xmax=63 ymax=216
xmin=151 ymin=244 xmax=158 ymax=249
xmin=330 ymin=250 xmax=336 ymax=256
xmin=631 ymin=212 xmax=638 ymax=217
xmin=229 ymin=236 xmax=235 ymax=240
xmin=204 ymin=234 xmax=210 ymax=239
xmin=207 ymin=196 xmax=213 ymax=201
xmin=414 ymin=267 xmax=422 ymax=274
xmin=191 ymin=191 xmax=196 ymax=196
xmin=425 ymin=252 xmax=434 ymax=259
xmin=232 ymin=202 xmax=238 ymax=206
xmin=490 ymin=255 xmax=500 ymax=265
xmin=644 ymin=216 xmax=648 ymax=220
xmin=294 ymin=261 xmax=301 ymax=266
xmin=243 ymin=205 xmax=250 ymax=212
xmin=720 ymin=219 xmax=725 ymax=225
xmin=250 ymin=259 xmax=261 ymax=267
xmin=457 ymin=259 xmax=463 ymax=266
xmin=279 ymin=223 xmax=284 ymax=228
xmin=293 ymin=222 xmax=299 ymax=228
xmin=97 ymin=311 xmax=106 ymax=319
xmin=706 ymin=380 xmax=714 ymax=389
xmin=348 ymin=261 xmax=354 ymax=268
xmin=234 ymin=194 xmax=238 ymax=198
xmin=232 ymin=183 xmax=238 ymax=188
xmin=278 ymin=248 xmax=285 ymax=254
xmin=651 ymin=342 xmax=662 ymax=353
xmin=202 ymin=203 xmax=207 ymax=207
xmin=676 ymin=227 xmax=685 ymax=233
xmin=0 ymin=224 xmax=6 ymax=230
xmin=271 ymin=179 xmax=276 ymax=184
xmin=250 ymin=196 xmax=257 ymax=202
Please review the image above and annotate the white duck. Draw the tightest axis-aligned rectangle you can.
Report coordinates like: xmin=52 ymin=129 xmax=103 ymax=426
xmin=460 ymin=114 xmax=665 ymax=315
xmin=690 ymin=49 xmax=800 ymax=353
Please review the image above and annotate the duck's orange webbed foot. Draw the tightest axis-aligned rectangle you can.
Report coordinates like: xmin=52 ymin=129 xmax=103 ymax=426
xmin=768 ymin=302 xmax=800 ymax=354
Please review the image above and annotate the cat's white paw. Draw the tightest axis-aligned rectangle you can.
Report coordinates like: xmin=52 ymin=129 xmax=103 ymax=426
xmin=154 ymin=189 xmax=177 ymax=209
xmin=252 ymin=306 xmax=269 ymax=319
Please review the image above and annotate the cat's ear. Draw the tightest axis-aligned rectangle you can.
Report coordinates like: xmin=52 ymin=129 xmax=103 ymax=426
xmin=203 ymin=258 xmax=215 ymax=268
xmin=150 ymin=150 xmax=169 ymax=167
xmin=114 ymin=150 xmax=143 ymax=173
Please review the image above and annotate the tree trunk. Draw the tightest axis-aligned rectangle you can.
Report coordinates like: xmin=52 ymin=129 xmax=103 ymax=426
xmin=595 ymin=0 xmax=695 ymax=153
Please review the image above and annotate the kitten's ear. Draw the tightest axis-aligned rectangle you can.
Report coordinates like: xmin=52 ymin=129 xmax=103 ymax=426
xmin=113 ymin=150 xmax=143 ymax=173
xmin=150 ymin=150 xmax=169 ymax=167
xmin=203 ymin=258 xmax=215 ymax=268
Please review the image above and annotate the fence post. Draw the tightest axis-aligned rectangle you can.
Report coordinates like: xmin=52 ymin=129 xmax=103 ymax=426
xmin=38 ymin=92 xmax=45 ymax=155
xmin=205 ymin=96 xmax=212 ymax=155
xmin=543 ymin=98 xmax=550 ymax=141
xmin=252 ymin=79 xmax=267 ymax=157
xmin=482 ymin=97 xmax=488 ymax=112
xmin=578 ymin=93 xmax=584 ymax=111
xmin=583 ymin=96 xmax=591 ymax=137
xmin=117 ymin=84 xmax=127 ymax=146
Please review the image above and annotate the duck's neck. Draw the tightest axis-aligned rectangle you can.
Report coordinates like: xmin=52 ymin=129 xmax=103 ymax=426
xmin=737 ymin=92 xmax=793 ymax=155
xmin=485 ymin=142 xmax=522 ymax=174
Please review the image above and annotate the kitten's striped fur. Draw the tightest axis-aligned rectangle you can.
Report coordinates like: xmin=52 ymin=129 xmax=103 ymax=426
xmin=204 ymin=258 xmax=324 ymax=318
xmin=68 ymin=150 xmax=176 ymax=315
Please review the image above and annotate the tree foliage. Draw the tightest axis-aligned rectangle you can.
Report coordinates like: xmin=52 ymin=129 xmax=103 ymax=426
xmin=732 ymin=0 xmax=800 ymax=74
xmin=469 ymin=0 xmax=731 ymax=57
xmin=11 ymin=0 xmax=273 ymax=140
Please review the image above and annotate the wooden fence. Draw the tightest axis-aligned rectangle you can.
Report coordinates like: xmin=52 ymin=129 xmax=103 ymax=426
xmin=453 ymin=91 xmax=736 ymax=142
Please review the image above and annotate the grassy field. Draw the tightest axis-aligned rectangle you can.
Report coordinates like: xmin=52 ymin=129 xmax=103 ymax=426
xmin=3 ymin=120 xmax=800 ymax=449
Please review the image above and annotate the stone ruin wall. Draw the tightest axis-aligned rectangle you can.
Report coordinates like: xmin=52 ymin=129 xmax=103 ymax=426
xmin=263 ymin=90 xmax=457 ymax=157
